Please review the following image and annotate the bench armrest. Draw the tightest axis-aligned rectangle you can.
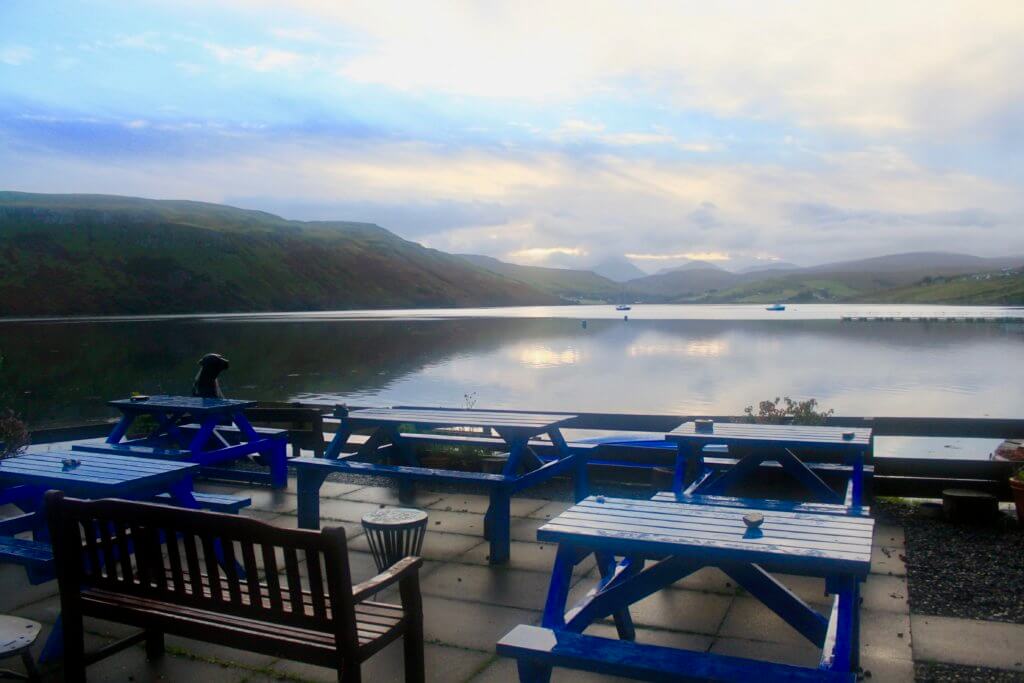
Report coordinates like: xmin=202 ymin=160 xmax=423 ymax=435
xmin=351 ymin=556 xmax=423 ymax=604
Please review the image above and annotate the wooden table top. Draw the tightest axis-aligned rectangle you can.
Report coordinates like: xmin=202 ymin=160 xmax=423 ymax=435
xmin=538 ymin=496 xmax=873 ymax=577
xmin=108 ymin=395 xmax=256 ymax=414
xmin=341 ymin=407 xmax=577 ymax=432
xmin=666 ymin=422 xmax=872 ymax=450
xmin=0 ymin=450 xmax=199 ymax=495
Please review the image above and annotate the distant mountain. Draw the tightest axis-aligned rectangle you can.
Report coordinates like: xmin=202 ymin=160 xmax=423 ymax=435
xmin=738 ymin=261 xmax=800 ymax=274
xmin=627 ymin=263 xmax=742 ymax=298
xmin=804 ymin=251 xmax=1023 ymax=276
xmin=655 ymin=260 xmax=730 ymax=275
xmin=457 ymin=254 xmax=623 ymax=301
xmin=683 ymin=252 xmax=1024 ymax=304
xmin=0 ymin=192 xmax=560 ymax=316
xmin=591 ymin=257 xmax=647 ymax=282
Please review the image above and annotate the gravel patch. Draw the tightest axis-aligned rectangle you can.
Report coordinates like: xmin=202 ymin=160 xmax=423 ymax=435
xmin=914 ymin=662 xmax=1024 ymax=682
xmin=875 ymin=500 xmax=1024 ymax=623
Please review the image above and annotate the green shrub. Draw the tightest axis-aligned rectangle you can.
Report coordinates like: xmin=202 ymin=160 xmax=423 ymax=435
xmin=0 ymin=409 xmax=29 ymax=459
xmin=743 ymin=397 xmax=834 ymax=426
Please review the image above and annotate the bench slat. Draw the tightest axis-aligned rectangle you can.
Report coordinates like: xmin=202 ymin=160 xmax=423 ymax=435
xmin=293 ymin=458 xmax=508 ymax=485
xmin=497 ymin=625 xmax=854 ymax=682
xmin=153 ymin=492 xmax=251 ymax=513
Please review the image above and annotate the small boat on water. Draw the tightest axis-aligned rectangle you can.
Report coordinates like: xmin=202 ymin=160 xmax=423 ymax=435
xmin=765 ymin=304 xmax=786 ymax=311
xmin=615 ymin=304 xmax=632 ymax=311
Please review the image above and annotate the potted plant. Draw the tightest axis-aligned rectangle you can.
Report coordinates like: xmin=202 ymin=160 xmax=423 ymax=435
xmin=1011 ymin=467 xmax=1024 ymax=524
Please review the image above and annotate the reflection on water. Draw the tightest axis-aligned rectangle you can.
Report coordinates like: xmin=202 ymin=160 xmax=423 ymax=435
xmin=515 ymin=345 xmax=580 ymax=368
xmin=0 ymin=311 xmax=1022 ymax=427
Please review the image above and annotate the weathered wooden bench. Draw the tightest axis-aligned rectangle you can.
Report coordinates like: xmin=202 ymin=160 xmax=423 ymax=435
xmin=45 ymin=491 xmax=425 ymax=683
xmin=498 ymin=625 xmax=854 ymax=682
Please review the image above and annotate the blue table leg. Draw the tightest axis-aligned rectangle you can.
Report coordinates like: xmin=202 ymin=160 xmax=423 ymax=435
xmin=594 ymin=553 xmax=636 ymax=640
xmin=516 ymin=660 xmax=552 ymax=683
xmin=542 ymin=545 xmax=577 ymax=629
xmin=106 ymin=413 xmax=134 ymax=444
xmin=487 ymin=487 xmax=512 ymax=564
xmin=38 ymin=613 xmax=63 ymax=664
xmin=297 ymin=469 xmax=328 ymax=529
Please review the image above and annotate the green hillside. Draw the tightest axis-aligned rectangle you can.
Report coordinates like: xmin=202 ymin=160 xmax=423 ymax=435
xmin=0 ymin=192 xmax=560 ymax=316
xmin=458 ymin=254 xmax=625 ymax=301
xmin=863 ymin=269 xmax=1024 ymax=305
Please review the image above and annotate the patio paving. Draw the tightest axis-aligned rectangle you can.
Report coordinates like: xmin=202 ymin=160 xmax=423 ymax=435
xmin=1 ymin=474 xmax=1020 ymax=682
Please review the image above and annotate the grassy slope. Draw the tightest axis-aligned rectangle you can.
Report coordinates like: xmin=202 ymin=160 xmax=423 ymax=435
xmin=863 ymin=270 xmax=1024 ymax=305
xmin=0 ymin=192 xmax=560 ymax=316
xmin=458 ymin=254 xmax=625 ymax=301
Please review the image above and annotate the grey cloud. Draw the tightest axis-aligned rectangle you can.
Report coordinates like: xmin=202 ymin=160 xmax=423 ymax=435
xmin=787 ymin=203 xmax=1002 ymax=229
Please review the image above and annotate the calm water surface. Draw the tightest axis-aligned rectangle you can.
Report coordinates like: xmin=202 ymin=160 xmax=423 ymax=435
xmin=1 ymin=306 xmax=1022 ymax=440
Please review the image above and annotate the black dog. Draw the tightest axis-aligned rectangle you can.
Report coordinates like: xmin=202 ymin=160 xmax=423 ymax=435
xmin=191 ymin=353 xmax=230 ymax=399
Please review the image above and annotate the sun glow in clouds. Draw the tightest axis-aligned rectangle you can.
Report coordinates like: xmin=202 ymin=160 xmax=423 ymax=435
xmin=626 ymin=252 xmax=731 ymax=262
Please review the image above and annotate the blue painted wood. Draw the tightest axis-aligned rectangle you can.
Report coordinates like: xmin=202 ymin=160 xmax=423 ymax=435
xmin=541 ymin=545 xmax=576 ymax=629
xmin=497 ymin=625 xmax=855 ymax=682
xmin=0 ymin=536 xmax=53 ymax=567
xmin=102 ymin=395 xmax=287 ymax=489
xmin=650 ymin=491 xmax=872 ymax=517
xmin=667 ymin=422 xmax=872 ymax=449
xmin=666 ymin=422 xmax=872 ymax=507
xmin=108 ymin=395 xmax=256 ymax=414
xmin=314 ymin=408 xmax=586 ymax=564
xmin=0 ymin=451 xmax=200 ymax=497
xmin=589 ymin=553 xmax=638 ymax=640
xmin=565 ymin=555 xmax=702 ymax=634
xmin=153 ymin=491 xmax=251 ymax=512
xmin=339 ymin=407 xmax=577 ymax=432
xmin=538 ymin=498 xmax=873 ymax=576
xmin=720 ymin=564 xmax=828 ymax=646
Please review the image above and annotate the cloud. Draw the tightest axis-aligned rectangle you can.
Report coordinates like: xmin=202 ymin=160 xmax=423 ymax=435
xmin=627 ymin=251 xmax=731 ymax=262
xmin=204 ymin=42 xmax=308 ymax=71
xmin=0 ymin=46 xmax=34 ymax=66
xmin=509 ymin=246 xmax=587 ymax=262
xmin=274 ymin=0 xmax=1024 ymax=137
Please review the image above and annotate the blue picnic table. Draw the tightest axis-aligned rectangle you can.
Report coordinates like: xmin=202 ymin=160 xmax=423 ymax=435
xmin=71 ymin=395 xmax=288 ymax=488
xmin=296 ymin=407 xmax=589 ymax=563
xmin=666 ymin=422 xmax=873 ymax=511
xmin=0 ymin=449 xmax=205 ymax=663
xmin=498 ymin=495 xmax=873 ymax=682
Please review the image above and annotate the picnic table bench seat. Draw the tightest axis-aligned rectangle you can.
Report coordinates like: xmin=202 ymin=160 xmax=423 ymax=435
xmin=153 ymin=491 xmax=251 ymax=513
xmin=0 ymin=536 xmax=53 ymax=584
xmin=72 ymin=442 xmax=191 ymax=459
xmin=330 ymin=429 xmax=601 ymax=457
xmin=498 ymin=625 xmax=855 ymax=683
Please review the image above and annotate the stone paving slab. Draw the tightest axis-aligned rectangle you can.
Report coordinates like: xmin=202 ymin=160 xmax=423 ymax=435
xmin=911 ymin=615 xmax=1024 ymax=672
xmin=269 ymin=641 xmax=492 ymax=683
xmin=871 ymin=543 xmax=907 ymax=576
xmin=428 ymin=493 xmax=549 ymax=518
xmin=420 ymin=595 xmax=541 ymax=651
xmin=342 ymin=485 xmax=444 ymax=508
xmin=420 ymin=562 xmax=568 ymax=611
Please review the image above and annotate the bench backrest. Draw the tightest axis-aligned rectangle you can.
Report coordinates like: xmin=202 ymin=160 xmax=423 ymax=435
xmin=44 ymin=491 xmax=359 ymax=652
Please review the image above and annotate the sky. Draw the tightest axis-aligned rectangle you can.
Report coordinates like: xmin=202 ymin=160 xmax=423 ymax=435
xmin=1 ymin=0 xmax=1022 ymax=272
